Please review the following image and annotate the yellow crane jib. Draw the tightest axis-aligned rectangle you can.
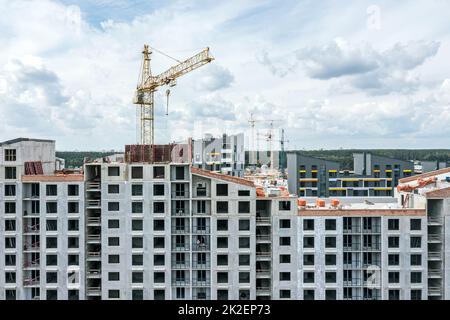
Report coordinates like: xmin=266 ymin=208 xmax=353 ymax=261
xmin=133 ymin=44 xmax=214 ymax=145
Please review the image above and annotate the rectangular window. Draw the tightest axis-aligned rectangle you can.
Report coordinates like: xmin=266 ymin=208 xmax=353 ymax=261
xmin=68 ymin=202 xmax=79 ymax=214
xmin=410 ymin=219 xmax=422 ymax=231
xmin=239 ymin=237 xmax=250 ymax=248
xmin=216 ymin=201 xmax=228 ymax=214
xmin=5 ymin=237 xmax=16 ymax=249
xmin=238 ymin=201 xmax=250 ymax=213
xmin=217 ymin=219 xmax=228 ymax=231
xmin=68 ymin=254 xmax=79 ymax=266
xmin=239 ymin=254 xmax=250 ymax=266
xmin=280 ymin=272 xmax=291 ymax=281
xmin=325 ymin=236 xmax=336 ymax=248
xmin=131 ymin=167 xmax=143 ymax=179
xmin=153 ymin=166 xmax=165 ymax=179
xmin=411 ymin=272 xmax=422 ymax=284
xmin=5 ymin=167 xmax=17 ymax=179
xmin=303 ymin=219 xmax=314 ymax=231
xmin=153 ymin=184 xmax=165 ymax=196
xmin=303 ymin=254 xmax=314 ymax=266
xmin=238 ymin=272 xmax=250 ymax=283
xmin=46 ymin=219 xmax=57 ymax=231
xmin=132 ymin=237 xmax=143 ymax=248
xmin=46 ymin=202 xmax=57 ymax=214
xmin=68 ymin=219 xmax=79 ymax=231
xmin=279 ymin=201 xmax=291 ymax=211
xmin=46 ymin=255 xmax=57 ymax=266
xmin=410 ymin=236 xmax=421 ymax=248
xmin=108 ymin=202 xmax=119 ymax=212
xmin=216 ymin=184 xmax=228 ymax=196
xmin=325 ymin=290 xmax=337 ymax=300
xmin=410 ymin=254 xmax=422 ymax=266
xmin=303 ymin=236 xmax=314 ymax=248
xmin=389 ymin=290 xmax=400 ymax=300
xmin=280 ymin=254 xmax=291 ymax=264
xmin=153 ymin=254 xmax=165 ymax=266
xmin=325 ymin=219 xmax=336 ymax=230
xmin=46 ymin=272 xmax=58 ymax=283
xmin=5 ymin=219 xmax=16 ymax=231
xmin=153 ymin=219 xmax=164 ymax=231
xmin=5 ymin=254 xmax=16 ymax=266
xmin=132 ymin=219 xmax=144 ymax=231
xmin=68 ymin=237 xmax=79 ymax=248
xmin=217 ymin=254 xmax=228 ymax=266
xmin=108 ymin=184 xmax=119 ymax=194
xmin=239 ymin=219 xmax=250 ymax=231
xmin=217 ymin=237 xmax=228 ymax=249
xmin=411 ymin=290 xmax=422 ymax=300
xmin=132 ymin=272 xmax=144 ymax=283
xmin=325 ymin=272 xmax=336 ymax=283
xmin=153 ymin=202 xmax=165 ymax=214
xmin=108 ymin=237 xmax=120 ymax=246
xmin=108 ymin=290 xmax=120 ymax=299
xmin=388 ymin=219 xmax=399 ymax=230
xmin=238 ymin=190 xmax=250 ymax=196
xmin=68 ymin=185 xmax=79 ymax=196
xmin=133 ymin=254 xmax=144 ymax=266
xmin=388 ymin=254 xmax=399 ymax=266
xmin=154 ymin=272 xmax=165 ymax=283
xmin=388 ymin=272 xmax=400 ymax=283
xmin=154 ymin=237 xmax=165 ymax=248
xmin=280 ymin=237 xmax=291 ymax=246
xmin=108 ymin=166 xmax=120 ymax=176
xmin=280 ymin=219 xmax=291 ymax=229
xmin=217 ymin=272 xmax=228 ymax=284
xmin=108 ymin=255 xmax=120 ymax=264
xmin=4 ymin=184 xmax=16 ymax=196
xmin=4 ymin=149 xmax=16 ymax=161
xmin=132 ymin=184 xmax=143 ymax=196
xmin=108 ymin=219 xmax=119 ymax=229
xmin=325 ymin=254 xmax=336 ymax=266
xmin=303 ymin=272 xmax=315 ymax=283
xmin=46 ymin=237 xmax=57 ymax=249
xmin=388 ymin=236 xmax=399 ymax=248
xmin=5 ymin=202 xmax=16 ymax=214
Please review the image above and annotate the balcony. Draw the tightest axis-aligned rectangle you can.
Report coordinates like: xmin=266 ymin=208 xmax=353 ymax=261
xmin=192 ymin=262 xmax=210 ymax=269
xmin=344 ymin=263 xmax=362 ymax=269
xmin=172 ymin=244 xmax=190 ymax=252
xmin=23 ymin=277 xmax=40 ymax=286
xmin=172 ymin=280 xmax=190 ymax=286
xmin=362 ymin=228 xmax=381 ymax=234
xmin=191 ymin=280 xmax=210 ymax=287
xmin=343 ymin=245 xmax=362 ymax=251
xmin=86 ymin=200 xmax=101 ymax=208
xmin=428 ymin=217 xmax=443 ymax=225
xmin=192 ymin=243 xmax=210 ymax=251
xmin=192 ymin=227 xmax=210 ymax=234
xmin=171 ymin=226 xmax=190 ymax=234
xmin=428 ymin=287 xmax=442 ymax=296
xmin=343 ymin=228 xmax=361 ymax=234
xmin=23 ymin=242 xmax=40 ymax=251
xmin=428 ymin=269 xmax=442 ymax=278
xmin=23 ymin=259 xmax=40 ymax=269
xmin=428 ymin=252 xmax=442 ymax=260
xmin=256 ymin=235 xmax=271 ymax=242
xmin=171 ymin=191 xmax=190 ymax=199
xmin=256 ymin=269 xmax=271 ymax=277
xmin=87 ymin=287 xmax=102 ymax=296
xmin=362 ymin=245 xmax=381 ymax=251
xmin=256 ymin=217 xmax=271 ymax=224
xmin=343 ymin=279 xmax=362 ymax=286
xmin=87 ymin=270 xmax=101 ymax=278
xmin=87 ymin=217 xmax=101 ymax=225
xmin=86 ymin=181 xmax=101 ymax=191
xmin=87 ymin=235 xmax=101 ymax=243
xmin=428 ymin=235 xmax=442 ymax=243
xmin=172 ymin=208 xmax=189 ymax=216
xmin=87 ymin=252 xmax=101 ymax=260
xmin=171 ymin=262 xmax=190 ymax=269
xmin=23 ymin=224 xmax=40 ymax=234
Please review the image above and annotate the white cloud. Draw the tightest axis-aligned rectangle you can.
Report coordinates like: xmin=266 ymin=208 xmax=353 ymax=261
xmin=0 ymin=0 xmax=450 ymax=150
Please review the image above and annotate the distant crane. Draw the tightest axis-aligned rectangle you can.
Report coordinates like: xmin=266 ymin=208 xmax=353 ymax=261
xmin=134 ymin=44 xmax=214 ymax=145
xmin=249 ymin=114 xmax=282 ymax=168
xmin=279 ymin=128 xmax=290 ymax=176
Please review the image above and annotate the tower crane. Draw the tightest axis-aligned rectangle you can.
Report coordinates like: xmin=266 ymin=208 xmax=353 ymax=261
xmin=248 ymin=114 xmax=281 ymax=167
xmin=134 ymin=44 xmax=214 ymax=145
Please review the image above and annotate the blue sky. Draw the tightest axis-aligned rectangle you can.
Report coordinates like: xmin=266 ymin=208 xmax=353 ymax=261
xmin=0 ymin=0 xmax=449 ymax=150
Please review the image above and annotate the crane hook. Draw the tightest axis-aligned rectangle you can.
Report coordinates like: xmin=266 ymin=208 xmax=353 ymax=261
xmin=165 ymin=89 xmax=170 ymax=115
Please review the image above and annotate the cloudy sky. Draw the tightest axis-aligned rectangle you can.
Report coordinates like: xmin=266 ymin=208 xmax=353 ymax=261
xmin=0 ymin=0 xmax=449 ymax=151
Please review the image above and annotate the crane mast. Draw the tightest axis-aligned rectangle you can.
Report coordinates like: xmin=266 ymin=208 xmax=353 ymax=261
xmin=134 ymin=44 xmax=214 ymax=145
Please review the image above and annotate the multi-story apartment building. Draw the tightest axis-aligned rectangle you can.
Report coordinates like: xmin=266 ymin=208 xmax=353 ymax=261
xmin=1 ymin=137 xmax=450 ymax=300
xmin=192 ymin=133 xmax=245 ymax=177
xmin=287 ymin=152 xmax=414 ymax=198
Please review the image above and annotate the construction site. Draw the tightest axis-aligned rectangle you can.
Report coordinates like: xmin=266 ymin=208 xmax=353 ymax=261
xmin=1 ymin=39 xmax=450 ymax=302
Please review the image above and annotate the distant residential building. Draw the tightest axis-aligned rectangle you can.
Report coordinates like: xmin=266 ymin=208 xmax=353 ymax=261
xmin=192 ymin=133 xmax=244 ymax=177
xmin=287 ymin=152 xmax=414 ymax=198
